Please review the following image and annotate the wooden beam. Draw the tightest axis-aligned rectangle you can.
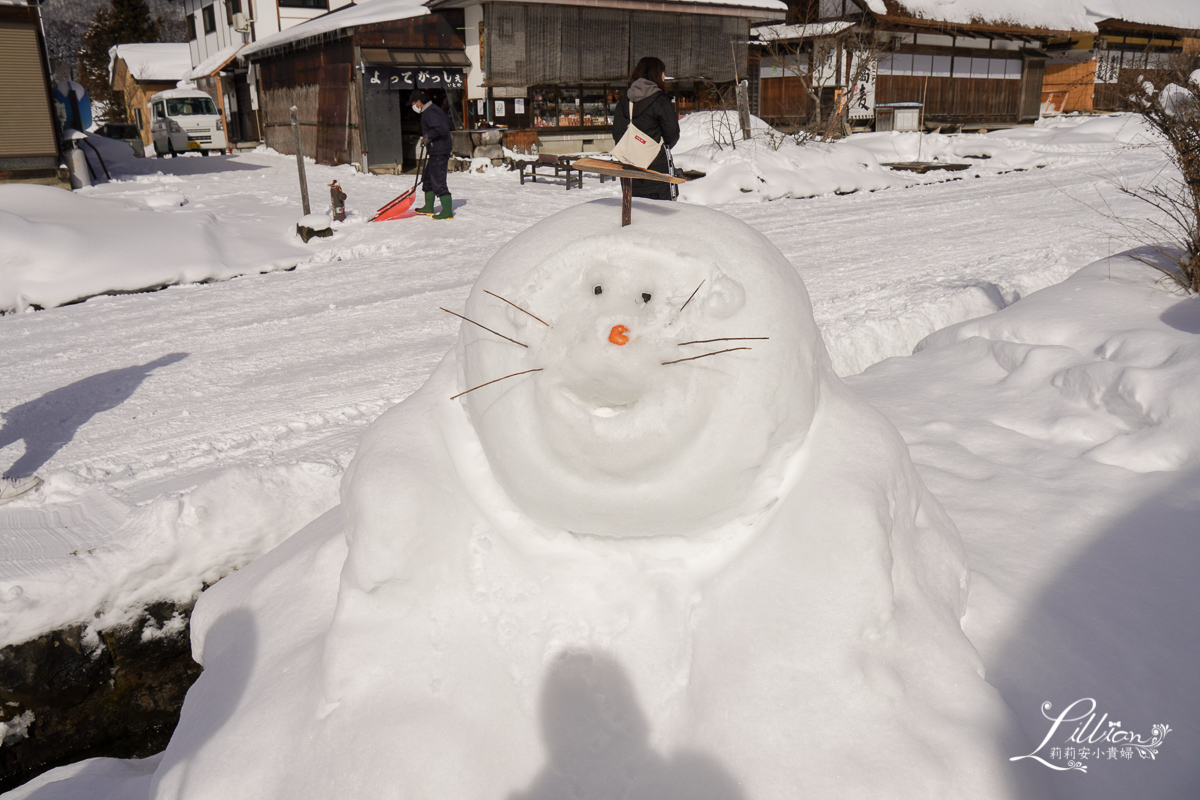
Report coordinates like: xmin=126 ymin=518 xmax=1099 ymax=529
xmin=571 ymin=157 xmax=685 ymax=183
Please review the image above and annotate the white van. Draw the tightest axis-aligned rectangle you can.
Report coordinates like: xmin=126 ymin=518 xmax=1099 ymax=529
xmin=149 ymin=87 xmax=228 ymax=157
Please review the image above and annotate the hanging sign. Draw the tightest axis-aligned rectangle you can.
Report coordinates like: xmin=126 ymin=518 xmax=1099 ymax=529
xmin=364 ymin=66 xmax=464 ymax=91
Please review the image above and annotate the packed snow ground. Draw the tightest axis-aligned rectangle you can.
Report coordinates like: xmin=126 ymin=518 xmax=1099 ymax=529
xmin=1 ymin=114 xmax=1197 ymax=798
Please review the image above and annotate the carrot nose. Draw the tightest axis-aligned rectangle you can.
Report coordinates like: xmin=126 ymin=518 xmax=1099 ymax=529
xmin=608 ymin=325 xmax=630 ymax=345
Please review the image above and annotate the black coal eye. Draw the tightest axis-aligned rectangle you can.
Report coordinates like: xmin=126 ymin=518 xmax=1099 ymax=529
xmin=641 ymin=292 xmax=652 ymax=303
xmin=594 ymin=285 xmax=603 ymax=295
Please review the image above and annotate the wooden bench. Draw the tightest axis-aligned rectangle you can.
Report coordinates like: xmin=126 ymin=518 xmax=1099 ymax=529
xmin=518 ymin=154 xmax=613 ymax=190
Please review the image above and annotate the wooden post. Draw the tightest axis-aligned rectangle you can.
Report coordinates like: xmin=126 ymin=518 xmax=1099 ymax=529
xmin=736 ymin=79 xmax=752 ymax=141
xmin=290 ymin=105 xmax=310 ymax=216
xmin=567 ymin=158 xmax=683 ymax=228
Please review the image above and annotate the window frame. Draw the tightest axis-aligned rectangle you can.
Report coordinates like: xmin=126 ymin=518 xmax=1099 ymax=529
xmin=202 ymin=4 xmax=216 ymax=34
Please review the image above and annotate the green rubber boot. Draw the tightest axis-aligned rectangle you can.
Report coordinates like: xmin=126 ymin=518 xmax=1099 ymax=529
xmin=414 ymin=191 xmax=436 ymax=215
xmin=433 ymin=194 xmax=454 ymax=220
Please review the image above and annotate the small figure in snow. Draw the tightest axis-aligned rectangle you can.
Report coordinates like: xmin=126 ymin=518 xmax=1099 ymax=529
xmin=0 ymin=475 xmax=41 ymax=506
xmin=613 ymin=56 xmax=681 ymax=201
xmin=410 ymin=89 xmax=454 ymax=221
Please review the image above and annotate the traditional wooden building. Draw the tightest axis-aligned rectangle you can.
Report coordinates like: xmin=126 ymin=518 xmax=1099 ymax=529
xmin=241 ymin=0 xmax=785 ymax=169
xmin=241 ymin=0 xmax=468 ymax=172
xmin=755 ymin=0 xmax=1071 ymax=131
xmin=0 ymin=0 xmax=62 ymax=185
xmin=431 ymin=0 xmax=785 ymax=154
xmin=1043 ymin=16 xmax=1199 ymax=114
xmin=109 ymin=44 xmax=193 ymax=147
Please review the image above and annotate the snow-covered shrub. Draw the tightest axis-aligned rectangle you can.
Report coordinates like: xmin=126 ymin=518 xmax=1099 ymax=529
xmin=1122 ymin=57 xmax=1200 ymax=293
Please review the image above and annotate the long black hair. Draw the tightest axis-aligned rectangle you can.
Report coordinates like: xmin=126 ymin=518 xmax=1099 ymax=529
xmin=629 ymin=56 xmax=668 ymax=93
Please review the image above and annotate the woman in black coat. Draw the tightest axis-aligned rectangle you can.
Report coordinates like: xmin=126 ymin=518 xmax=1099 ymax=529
xmin=612 ymin=57 xmax=681 ymax=200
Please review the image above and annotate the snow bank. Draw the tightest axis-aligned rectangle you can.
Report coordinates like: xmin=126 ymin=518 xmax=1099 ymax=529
xmin=917 ymin=256 xmax=1200 ymax=473
xmin=0 ymin=182 xmax=307 ymax=313
xmin=673 ymin=112 xmax=1059 ymax=206
xmin=673 ymin=112 xmax=1163 ymax=208
xmin=675 ymin=112 xmax=900 ymax=204
xmin=0 ymin=460 xmax=341 ymax=648
xmin=142 ymin=200 xmax=1030 ymax=800
xmin=849 ymin=252 xmax=1200 ymax=799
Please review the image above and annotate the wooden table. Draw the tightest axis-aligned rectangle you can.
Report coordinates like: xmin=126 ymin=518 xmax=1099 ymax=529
xmin=518 ymin=154 xmax=614 ymax=190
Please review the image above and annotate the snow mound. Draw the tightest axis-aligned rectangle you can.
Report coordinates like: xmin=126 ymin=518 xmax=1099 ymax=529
xmin=0 ymin=184 xmax=305 ymax=313
xmin=0 ymin=460 xmax=341 ymax=648
xmin=675 ymin=112 xmax=898 ymax=204
xmin=672 ymin=112 xmax=1069 ymax=206
xmin=145 ymin=200 xmax=1032 ymax=799
xmin=918 ymin=255 xmax=1200 ymax=473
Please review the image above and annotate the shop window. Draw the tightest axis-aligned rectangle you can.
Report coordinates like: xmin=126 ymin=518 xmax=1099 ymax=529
xmin=558 ymin=87 xmax=581 ymax=126
xmin=531 ymin=87 xmax=559 ymax=127
xmin=582 ymin=87 xmax=609 ymax=126
xmin=202 ymin=4 xmax=216 ymax=34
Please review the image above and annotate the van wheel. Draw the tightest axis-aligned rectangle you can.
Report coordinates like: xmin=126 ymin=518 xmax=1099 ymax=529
xmin=201 ymin=149 xmax=210 ymax=157
xmin=156 ymin=149 xmax=163 ymax=159
xmin=168 ymin=141 xmax=177 ymax=158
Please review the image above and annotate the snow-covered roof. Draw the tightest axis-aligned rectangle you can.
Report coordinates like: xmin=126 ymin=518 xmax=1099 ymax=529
xmin=671 ymin=0 xmax=786 ymax=10
xmin=149 ymin=85 xmax=210 ymax=102
xmin=108 ymin=43 xmax=193 ymax=84
xmin=186 ymin=43 xmax=245 ymax=80
xmin=241 ymin=0 xmax=430 ymax=58
xmin=241 ymin=0 xmax=785 ymax=58
xmin=876 ymin=0 xmax=1200 ymax=33
xmin=1094 ymin=0 xmax=1200 ymax=30
xmin=755 ymin=20 xmax=856 ymax=41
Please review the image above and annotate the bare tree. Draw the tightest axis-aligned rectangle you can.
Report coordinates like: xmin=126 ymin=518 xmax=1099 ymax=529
xmin=759 ymin=23 xmax=882 ymax=147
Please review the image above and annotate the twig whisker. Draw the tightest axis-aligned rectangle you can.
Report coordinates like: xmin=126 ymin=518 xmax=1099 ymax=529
xmin=450 ymin=368 xmax=543 ymax=400
xmin=484 ymin=290 xmax=550 ymax=327
xmin=440 ymin=307 xmax=529 ymax=348
xmin=662 ymin=347 xmax=752 ymax=365
xmin=678 ymin=337 xmax=769 ymax=346
xmin=678 ymin=280 xmax=705 ymax=313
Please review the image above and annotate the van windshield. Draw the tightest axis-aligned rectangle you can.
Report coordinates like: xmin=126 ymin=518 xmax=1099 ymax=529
xmin=165 ymin=97 xmax=218 ymax=116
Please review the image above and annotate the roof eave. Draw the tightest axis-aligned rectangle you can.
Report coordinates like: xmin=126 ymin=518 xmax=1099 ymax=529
xmin=428 ymin=0 xmax=784 ymax=22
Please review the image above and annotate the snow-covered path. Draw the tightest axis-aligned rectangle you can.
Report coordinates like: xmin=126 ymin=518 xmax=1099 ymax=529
xmin=0 ymin=118 xmax=1161 ymax=646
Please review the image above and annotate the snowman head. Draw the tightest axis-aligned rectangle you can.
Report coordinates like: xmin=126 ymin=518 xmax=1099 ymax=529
xmin=457 ymin=201 xmax=829 ymax=537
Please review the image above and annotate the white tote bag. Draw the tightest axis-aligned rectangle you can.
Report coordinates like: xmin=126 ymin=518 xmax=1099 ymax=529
xmin=610 ymin=101 xmax=663 ymax=170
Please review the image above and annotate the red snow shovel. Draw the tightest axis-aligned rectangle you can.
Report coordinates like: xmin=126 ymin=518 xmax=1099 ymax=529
xmin=370 ymin=145 xmax=427 ymax=222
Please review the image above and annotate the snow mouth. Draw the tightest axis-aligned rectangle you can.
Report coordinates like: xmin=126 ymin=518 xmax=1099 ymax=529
xmin=558 ymin=385 xmax=640 ymax=417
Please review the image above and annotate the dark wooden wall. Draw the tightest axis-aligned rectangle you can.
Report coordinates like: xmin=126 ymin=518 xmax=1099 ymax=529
xmin=355 ymin=12 xmax=463 ymax=50
xmin=252 ymin=12 xmax=464 ymax=165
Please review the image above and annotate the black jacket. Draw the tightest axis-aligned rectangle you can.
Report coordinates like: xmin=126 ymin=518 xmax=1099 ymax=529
xmin=613 ymin=82 xmax=680 ymax=199
xmin=420 ymin=103 xmax=453 ymax=156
